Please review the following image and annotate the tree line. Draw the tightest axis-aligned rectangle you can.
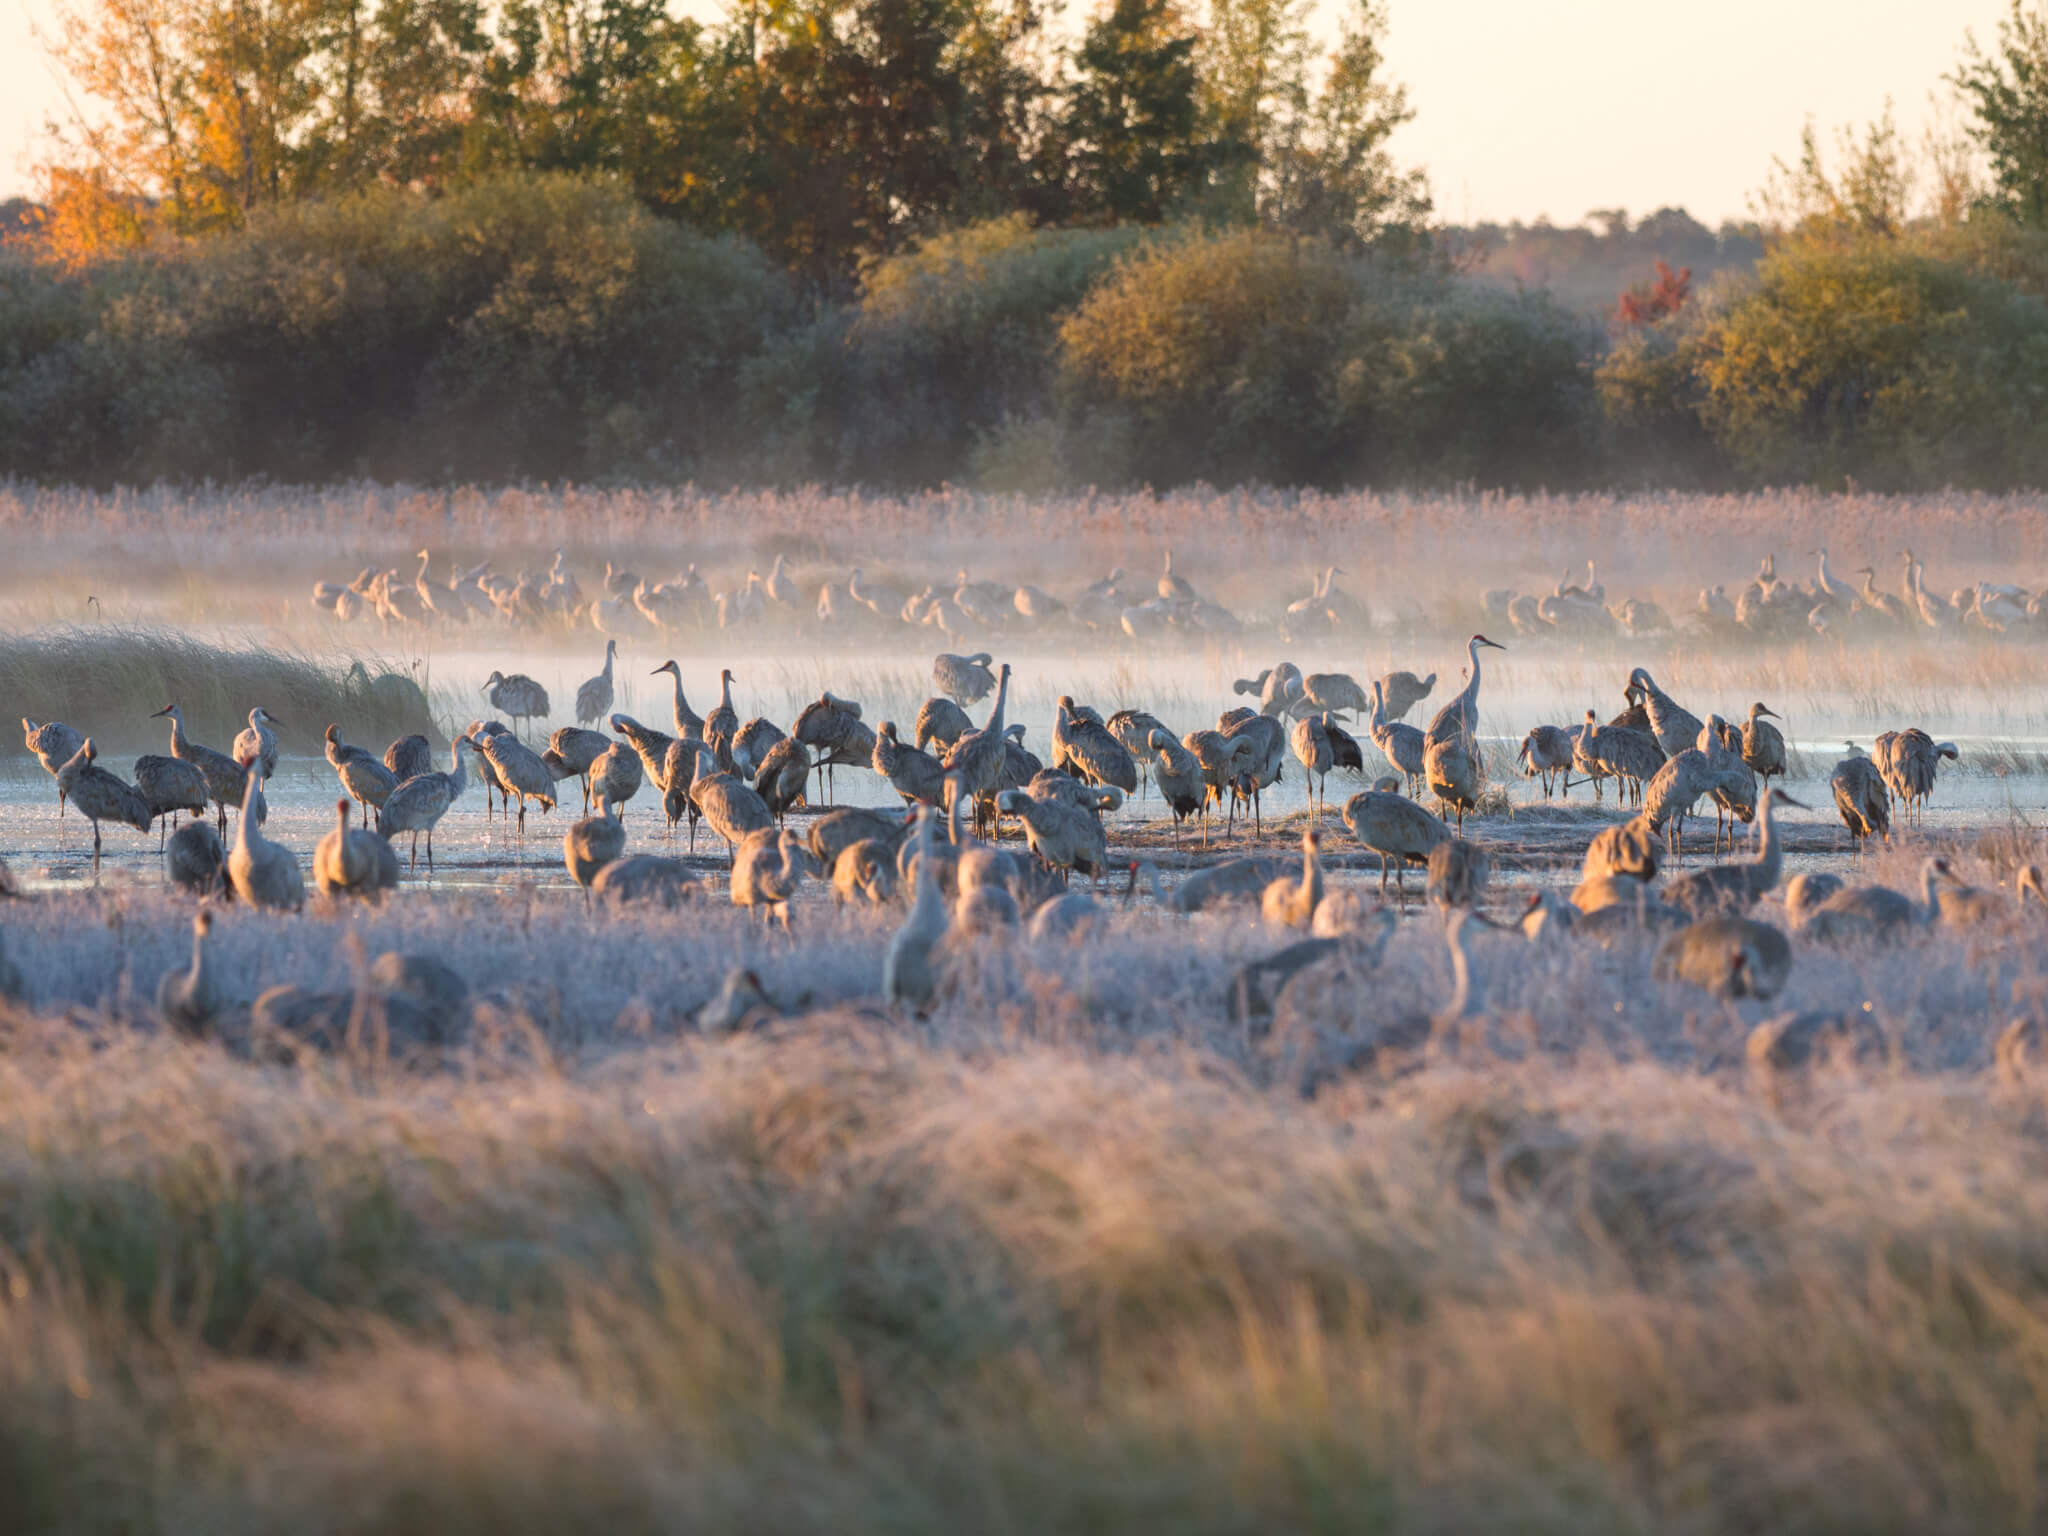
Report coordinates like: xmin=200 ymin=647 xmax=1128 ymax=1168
xmin=33 ymin=0 xmax=1424 ymax=278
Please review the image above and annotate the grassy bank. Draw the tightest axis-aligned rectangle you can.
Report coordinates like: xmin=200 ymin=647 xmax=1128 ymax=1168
xmin=0 ymin=625 xmax=437 ymax=757
xmin=0 ymin=1010 xmax=2044 ymax=1532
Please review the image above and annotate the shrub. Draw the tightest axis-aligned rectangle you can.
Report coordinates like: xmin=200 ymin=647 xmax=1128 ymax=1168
xmin=1690 ymin=233 xmax=2048 ymax=489
xmin=0 ymin=176 xmax=799 ymax=484
xmin=741 ymin=216 xmax=1146 ymax=486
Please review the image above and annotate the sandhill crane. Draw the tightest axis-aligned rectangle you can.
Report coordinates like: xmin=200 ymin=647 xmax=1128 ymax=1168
xmin=466 ymin=720 xmax=512 ymax=820
xmin=133 ymin=753 xmax=209 ymax=848
xmin=1582 ymin=813 xmax=1663 ymax=886
xmin=315 ymin=798 xmax=399 ymax=900
xmin=1625 ymin=668 xmax=1703 ymax=760
xmin=1291 ymin=714 xmax=1334 ymax=825
xmin=941 ymin=663 xmax=1013 ymax=836
xmin=1234 ymin=664 xmax=1306 ymax=719
xmin=704 ymin=669 xmax=738 ymax=768
xmin=474 ymin=729 xmax=557 ymax=832
xmin=1107 ymin=708 xmax=1169 ymax=799
xmin=1220 ymin=712 xmax=1285 ymax=835
xmin=165 ymin=819 xmax=225 ymax=896
xmin=1367 ymin=681 xmax=1426 ymax=797
xmin=956 ymin=880 xmax=1023 ymax=936
xmin=151 ymin=704 xmax=247 ymax=832
xmin=233 ymin=708 xmax=283 ymax=782
xmin=227 ymin=751 xmax=304 ymax=910
xmin=608 ymin=712 xmax=677 ymax=791
xmin=809 ymin=806 xmax=911 ymax=869
xmin=996 ymin=789 xmax=1110 ymax=881
xmin=1810 ymin=546 xmax=1858 ymax=607
xmin=1801 ymin=857 xmax=1947 ymax=941
xmin=1654 ymin=915 xmax=1792 ymax=1000
xmin=753 ymin=737 xmax=810 ymax=821
xmin=588 ymin=741 xmax=644 ymax=822
xmin=885 ymin=807 xmax=950 ymax=1010
xmin=377 ymin=735 xmax=473 ymax=871
xmin=731 ymin=827 xmax=817 ymax=926
xmin=1427 ymin=838 xmax=1489 ymax=910
xmin=1297 ymin=673 xmax=1367 ymax=720
xmin=875 ymin=722 xmax=947 ymax=806
xmin=1830 ymin=746 xmax=1890 ymax=852
xmin=385 ymin=734 xmax=433 ymax=783
xmin=763 ymin=553 xmax=801 ymax=610
xmin=689 ymin=743 xmax=775 ymax=861
xmin=1424 ymin=635 xmax=1506 ymax=751
xmin=793 ymin=692 xmax=866 ymax=803
xmin=1783 ymin=871 xmax=1845 ymax=930
xmin=1740 ymin=702 xmax=1786 ymax=788
xmin=1423 ymin=734 xmax=1482 ymax=832
xmin=482 ymin=671 xmax=550 ymax=737
xmin=1158 ymin=548 xmax=1194 ymax=601
xmin=1696 ymin=717 xmax=1758 ymax=853
xmin=933 ymin=652 xmax=996 ymax=705
xmin=1342 ymin=787 xmax=1450 ymax=899
xmin=1642 ymin=724 xmax=1750 ymax=858
xmin=1520 ymin=889 xmax=1576 ymax=943
xmin=1876 ymin=728 xmax=1956 ymax=826
xmin=324 ymin=726 xmax=397 ymax=827
xmin=562 ymin=809 xmax=626 ymax=899
xmin=1182 ymin=729 xmax=1253 ymax=845
xmin=56 ymin=741 xmax=151 ymax=871
xmin=153 ymin=908 xmax=220 ymax=1039
xmin=648 ymin=660 xmax=705 ymax=738
xmin=915 ymin=697 xmax=973 ymax=753
xmin=1517 ymin=725 xmax=1576 ymax=798
xmin=1260 ymin=829 xmax=1325 ymax=928
xmin=1053 ymin=696 xmax=1139 ymax=797
xmin=1662 ymin=788 xmax=1804 ymax=917
xmin=1573 ymin=710 xmax=1662 ymax=806
xmin=589 ymin=854 xmax=698 ymax=910
xmin=831 ymin=839 xmax=898 ymax=906
xmin=1928 ymin=862 xmax=2044 ymax=927
xmin=730 ymin=718 xmax=786 ymax=779
xmin=1374 ymin=671 xmax=1435 ymax=722
xmin=1146 ymin=729 xmax=1205 ymax=845
xmin=576 ymin=639 xmax=618 ymax=726
xmin=22 ymin=718 xmax=83 ymax=817
xmin=545 ymin=726 xmax=610 ymax=811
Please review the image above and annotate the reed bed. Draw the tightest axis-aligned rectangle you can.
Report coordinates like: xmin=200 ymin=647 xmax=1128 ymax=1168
xmin=0 ymin=626 xmax=436 ymax=757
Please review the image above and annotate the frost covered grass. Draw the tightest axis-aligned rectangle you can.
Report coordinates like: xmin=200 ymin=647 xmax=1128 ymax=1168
xmin=3 ymin=881 xmax=2048 ymax=1530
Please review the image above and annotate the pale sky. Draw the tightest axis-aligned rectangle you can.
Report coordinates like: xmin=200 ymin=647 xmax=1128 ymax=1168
xmin=0 ymin=0 xmax=2015 ymax=224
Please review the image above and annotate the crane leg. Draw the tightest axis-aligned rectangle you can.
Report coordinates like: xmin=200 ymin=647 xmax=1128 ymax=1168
xmin=408 ymin=831 xmax=420 ymax=871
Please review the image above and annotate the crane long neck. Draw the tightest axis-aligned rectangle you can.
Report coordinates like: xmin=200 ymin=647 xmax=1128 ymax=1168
xmin=1918 ymin=861 xmax=1942 ymax=920
xmin=1436 ymin=917 xmax=1484 ymax=1023
xmin=1301 ymin=839 xmax=1321 ymax=905
xmin=447 ymin=743 xmax=468 ymax=800
xmin=235 ymin=760 xmax=262 ymax=852
xmin=911 ymin=812 xmax=945 ymax=924
xmin=168 ymin=711 xmax=188 ymax=753
xmin=985 ymin=669 xmax=1010 ymax=737
xmin=1751 ymin=794 xmax=1783 ymax=889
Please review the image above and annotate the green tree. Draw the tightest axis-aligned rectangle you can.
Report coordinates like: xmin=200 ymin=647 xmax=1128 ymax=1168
xmin=1060 ymin=0 xmax=1211 ymax=223
xmin=1260 ymin=0 xmax=1426 ymax=247
xmin=1952 ymin=1 xmax=2048 ymax=227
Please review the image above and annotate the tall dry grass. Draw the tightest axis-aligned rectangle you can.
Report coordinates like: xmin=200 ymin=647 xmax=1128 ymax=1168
xmin=1 ymin=1009 xmax=2047 ymax=1531
xmin=0 ymin=859 xmax=2044 ymax=1526
xmin=0 ymin=626 xmax=435 ymax=755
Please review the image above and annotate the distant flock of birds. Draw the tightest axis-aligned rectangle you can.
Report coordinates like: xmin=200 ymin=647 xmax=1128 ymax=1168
xmin=15 ymin=587 xmax=2029 ymax=1082
xmin=306 ymin=545 xmax=2048 ymax=649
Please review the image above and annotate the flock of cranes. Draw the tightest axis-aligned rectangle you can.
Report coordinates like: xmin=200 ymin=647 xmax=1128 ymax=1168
xmin=14 ymin=587 xmax=2023 ymax=1062
xmin=302 ymin=545 xmax=2048 ymax=658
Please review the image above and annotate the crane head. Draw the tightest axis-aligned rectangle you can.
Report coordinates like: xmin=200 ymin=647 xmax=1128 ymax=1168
xmin=1472 ymin=634 xmax=1505 ymax=651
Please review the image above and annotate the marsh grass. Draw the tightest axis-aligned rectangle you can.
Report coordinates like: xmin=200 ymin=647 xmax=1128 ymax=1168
xmin=0 ymin=867 xmax=2042 ymax=1527
xmin=0 ymin=626 xmax=436 ymax=756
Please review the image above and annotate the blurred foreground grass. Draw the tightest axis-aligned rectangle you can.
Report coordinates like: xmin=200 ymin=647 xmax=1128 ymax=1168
xmin=0 ymin=1000 xmax=2045 ymax=1532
